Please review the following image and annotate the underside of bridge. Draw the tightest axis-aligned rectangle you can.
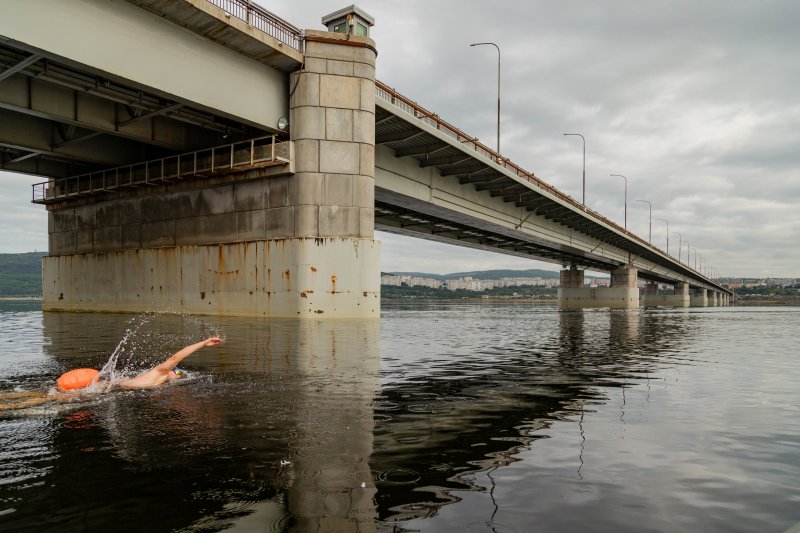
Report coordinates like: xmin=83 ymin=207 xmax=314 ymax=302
xmin=0 ymin=42 xmax=277 ymax=180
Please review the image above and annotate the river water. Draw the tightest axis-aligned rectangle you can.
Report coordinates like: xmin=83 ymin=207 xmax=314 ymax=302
xmin=0 ymin=300 xmax=798 ymax=532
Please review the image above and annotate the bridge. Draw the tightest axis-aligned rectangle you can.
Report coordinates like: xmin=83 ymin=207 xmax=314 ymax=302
xmin=0 ymin=0 xmax=731 ymax=317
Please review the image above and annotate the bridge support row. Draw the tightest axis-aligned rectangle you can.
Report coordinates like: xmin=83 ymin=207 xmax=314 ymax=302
xmin=558 ymin=265 xmax=639 ymax=309
xmin=558 ymin=267 xmax=730 ymax=309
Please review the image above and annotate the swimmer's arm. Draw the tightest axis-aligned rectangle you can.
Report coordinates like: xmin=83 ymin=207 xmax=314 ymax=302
xmin=153 ymin=337 xmax=222 ymax=373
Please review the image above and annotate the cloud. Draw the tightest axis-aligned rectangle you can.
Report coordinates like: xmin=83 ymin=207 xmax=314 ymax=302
xmin=0 ymin=172 xmax=48 ymax=253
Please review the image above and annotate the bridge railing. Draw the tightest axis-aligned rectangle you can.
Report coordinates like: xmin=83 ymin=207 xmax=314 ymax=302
xmin=375 ymin=80 xmax=711 ymax=278
xmin=203 ymin=0 xmax=302 ymax=50
xmin=32 ymin=136 xmax=289 ymax=205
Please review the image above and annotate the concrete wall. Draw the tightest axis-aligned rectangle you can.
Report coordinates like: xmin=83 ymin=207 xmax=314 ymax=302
xmin=42 ymin=239 xmax=380 ymax=318
xmin=46 ymin=169 xmax=312 ymax=256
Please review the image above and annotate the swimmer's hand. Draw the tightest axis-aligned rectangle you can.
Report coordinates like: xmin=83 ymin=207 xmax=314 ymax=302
xmin=204 ymin=337 xmax=222 ymax=346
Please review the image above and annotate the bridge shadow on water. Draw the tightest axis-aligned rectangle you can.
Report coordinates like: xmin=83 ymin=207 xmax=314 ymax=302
xmin=371 ymin=305 xmax=700 ymax=527
xmin=0 ymin=305 xmax=703 ymax=532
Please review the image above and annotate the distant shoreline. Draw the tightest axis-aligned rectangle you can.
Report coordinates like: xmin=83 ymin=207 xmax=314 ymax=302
xmin=0 ymin=297 xmax=41 ymax=301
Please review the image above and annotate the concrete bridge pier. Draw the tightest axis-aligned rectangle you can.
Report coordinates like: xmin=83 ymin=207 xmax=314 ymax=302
xmin=285 ymin=28 xmax=381 ymax=317
xmin=558 ymin=265 xmax=639 ymax=309
xmin=708 ymin=291 xmax=719 ymax=307
xmin=642 ymin=282 xmax=691 ymax=308
xmin=664 ymin=282 xmax=690 ymax=307
xmin=690 ymin=288 xmax=708 ymax=307
xmin=42 ymin=26 xmax=381 ymax=318
xmin=641 ymin=282 xmax=661 ymax=307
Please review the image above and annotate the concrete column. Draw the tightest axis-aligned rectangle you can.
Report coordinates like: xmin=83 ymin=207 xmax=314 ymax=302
xmin=603 ymin=265 xmax=639 ymax=308
xmin=690 ymin=287 xmax=708 ymax=307
xmin=663 ymin=282 xmax=690 ymax=308
xmin=708 ymin=290 xmax=718 ymax=307
xmin=558 ymin=266 xmax=586 ymax=308
xmin=558 ymin=265 xmax=639 ymax=309
xmin=42 ymin=28 xmax=382 ymax=318
xmin=642 ymin=282 xmax=661 ymax=307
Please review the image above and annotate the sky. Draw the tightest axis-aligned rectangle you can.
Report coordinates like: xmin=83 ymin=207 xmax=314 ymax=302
xmin=2 ymin=0 xmax=798 ymax=277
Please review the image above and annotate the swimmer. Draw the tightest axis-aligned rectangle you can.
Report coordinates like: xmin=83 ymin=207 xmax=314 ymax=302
xmin=0 ymin=337 xmax=222 ymax=411
xmin=56 ymin=336 xmax=223 ymax=392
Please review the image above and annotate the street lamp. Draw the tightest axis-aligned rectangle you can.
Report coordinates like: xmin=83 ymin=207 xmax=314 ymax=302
xmin=656 ymin=218 xmax=669 ymax=255
xmin=636 ymin=199 xmax=652 ymax=243
xmin=611 ymin=174 xmax=628 ymax=229
xmin=563 ymin=133 xmax=586 ymax=205
xmin=470 ymin=42 xmax=501 ymax=155
xmin=673 ymin=232 xmax=682 ymax=262
xmin=685 ymin=241 xmax=690 ymax=268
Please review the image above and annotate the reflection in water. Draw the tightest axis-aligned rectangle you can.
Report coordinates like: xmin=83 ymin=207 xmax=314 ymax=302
xmin=2 ymin=302 xmax=800 ymax=532
xmin=1 ymin=311 xmax=380 ymax=532
xmin=372 ymin=307 xmax=674 ymax=525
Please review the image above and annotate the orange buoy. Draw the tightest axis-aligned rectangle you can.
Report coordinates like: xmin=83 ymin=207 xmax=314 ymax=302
xmin=56 ymin=368 xmax=101 ymax=391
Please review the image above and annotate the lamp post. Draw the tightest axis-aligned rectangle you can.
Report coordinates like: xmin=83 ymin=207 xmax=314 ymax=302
xmin=655 ymin=218 xmax=669 ymax=255
xmin=673 ymin=232 xmax=682 ymax=262
xmin=470 ymin=42 xmax=501 ymax=155
xmin=563 ymin=133 xmax=586 ymax=205
xmin=636 ymin=199 xmax=652 ymax=243
xmin=685 ymin=241 xmax=690 ymax=268
xmin=611 ymin=174 xmax=628 ymax=229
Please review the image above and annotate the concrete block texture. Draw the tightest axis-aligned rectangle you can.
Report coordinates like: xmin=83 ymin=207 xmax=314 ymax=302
xmin=319 ymin=75 xmax=361 ymax=110
xmin=353 ymin=110 xmax=375 ymax=145
xmin=50 ymin=231 xmax=76 ymax=255
xmin=141 ymin=220 xmax=176 ymax=248
xmin=325 ymin=108 xmax=354 ymax=142
xmin=324 ymin=173 xmax=353 ymax=206
xmin=234 ymin=180 xmax=268 ymax=212
xmin=51 ymin=208 xmax=75 ymax=232
xmin=360 ymin=78 xmax=376 ymax=112
xmin=353 ymin=175 xmax=375 ymax=208
xmin=289 ymin=71 xmax=320 ymax=107
xmin=319 ymin=205 xmax=358 ymax=237
xmin=292 ymin=105 xmax=326 ymax=140
xmin=294 ymin=205 xmax=319 ymax=236
xmin=304 ymin=34 xmax=377 ymax=67
xmin=353 ymin=62 xmax=375 ymax=80
xmin=303 ymin=57 xmax=326 ymax=75
xmin=327 ymin=59 xmax=354 ymax=77
xmin=319 ymin=141 xmax=360 ymax=175
xmin=236 ymin=210 xmax=266 ymax=241
xmin=294 ymin=139 xmax=320 ymax=173
xmin=175 ymin=213 xmax=238 ymax=245
xmin=359 ymin=208 xmax=374 ymax=238
xmin=289 ymin=173 xmax=324 ymax=206
xmin=359 ymin=144 xmax=375 ymax=177
xmin=265 ymin=206 xmax=295 ymax=239
xmin=268 ymin=177 xmax=291 ymax=208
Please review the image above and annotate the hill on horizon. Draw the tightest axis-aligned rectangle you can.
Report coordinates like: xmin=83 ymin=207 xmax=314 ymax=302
xmin=385 ymin=268 xmax=573 ymax=280
xmin=0 ymin=252 xmax=45 ymax=297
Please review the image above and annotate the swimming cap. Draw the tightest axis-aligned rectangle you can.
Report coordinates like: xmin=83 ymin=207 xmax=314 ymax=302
xmin=57 ymin=368 xmax=101 ymax=391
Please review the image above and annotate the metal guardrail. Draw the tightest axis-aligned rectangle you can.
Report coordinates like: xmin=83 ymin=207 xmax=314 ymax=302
xmin=204 ymin=0 xmax=302 ymax=51
xmin=375 ymin=80 xmax=717 ymax=282
xmin=32 ymin=136 xmax=289 ymax=204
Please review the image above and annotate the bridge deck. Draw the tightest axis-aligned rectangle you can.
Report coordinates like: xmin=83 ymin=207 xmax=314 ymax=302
xmin=373 ymin=82 xmax=728 ymax=293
